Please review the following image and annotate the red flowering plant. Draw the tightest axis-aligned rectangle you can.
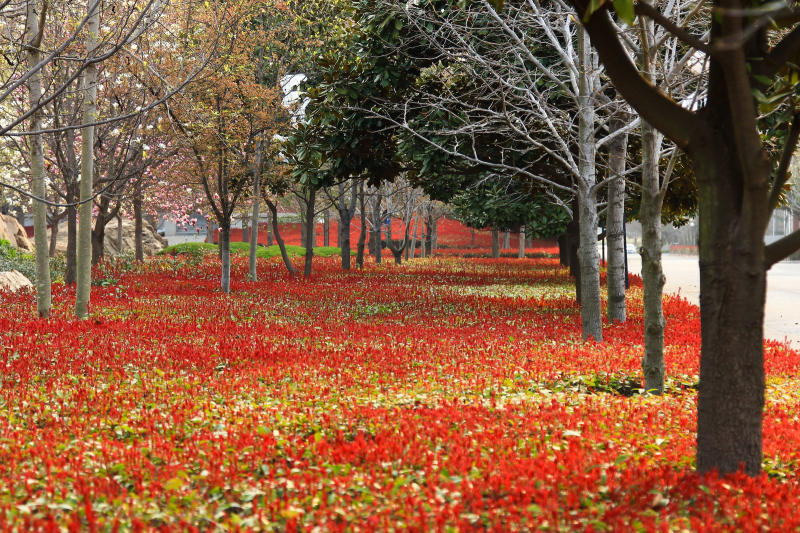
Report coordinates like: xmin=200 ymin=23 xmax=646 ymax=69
xmin=0 ymin=235 xmax=799 ymax=531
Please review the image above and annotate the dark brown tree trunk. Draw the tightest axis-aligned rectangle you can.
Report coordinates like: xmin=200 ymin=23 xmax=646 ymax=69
xmin=491 ymin=228 xmax=500 ymax=258
xmin=133 ymin=193 xmax=144 ymax=262
xmin=557 ymin=234 xmax=570 ymax=267
xmin=49 ymin=219 xmax=59 ymax=258
xmin=267 ymin=219 xmax=274 ymax=246
xmin=371 ymin=193 xmax=383 ymax=264
xmin=337 ymin=182 xmax=356 ymax=270
xmin=219 ymin=222 xmax=231 ymax=293
xmin=693 ymin=116 xmax=768 ymax=477
xmin=91 ymin=199 xmax=110 ymax=265
xmin=304 ymin=187 xmax=316 ymax=277
xmin=425 ymin=213 xmax=433 ymax=257
xmin=65 ymin=182 xmax=77 ymax=285
xmin=266 ymin=199 xmax=295 ymax=274
xmin=323 ymin=207 xmax=330 ymax=247
xmin=356 ymin=181 xmax=367 ymax=268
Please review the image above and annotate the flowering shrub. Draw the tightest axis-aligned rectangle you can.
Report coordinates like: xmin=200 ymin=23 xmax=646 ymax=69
xmin=0 ymin=251 xmax=799 ymax=531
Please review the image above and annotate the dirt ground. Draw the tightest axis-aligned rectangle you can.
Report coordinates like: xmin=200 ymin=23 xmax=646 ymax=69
xmin=625 ymin=254 xmax=800 ymax=347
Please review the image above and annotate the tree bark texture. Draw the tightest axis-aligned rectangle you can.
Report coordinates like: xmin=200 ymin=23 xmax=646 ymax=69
xmin=75 ymin=0 xmax=99 ymax=320
xmin=26 ymin=0 xmax=51 ymax=318
xmin=606 ymin=115 xmax=627 ymax=323
xmin=219 ymin=223 xmax=231 ymax=293
xmin=133 ymin=192 xmax=144 ymax=262
xmin=576 ymin=26 xmax=602 ymax=342
xmin=491 ymin=228 xmax=500 ymax=258
xmin=518 ymin=228 xmax=526 ymax=258
xmin=639 ymin=119 xmax=667 ymax=395
xmin=304 ymin=187 xmax=316 ymax=277
xmin=49 ymin=219 xmax=59 ymax=258
xmin=266 ymin=199 xmax=295 ymax=274
xmin=65 ymin=183 xmax=77 ymax=284
xmin=249 ymin=167 xmax=261 ymax=282
xmin=502 ymin=230 xmax=510 ymax=249
xmin=356 ymin=181 xmax=366 ymax=268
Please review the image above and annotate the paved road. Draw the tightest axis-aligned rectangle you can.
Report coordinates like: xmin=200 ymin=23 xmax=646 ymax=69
xmin=626 ymin=254 xmax=800 ymax=347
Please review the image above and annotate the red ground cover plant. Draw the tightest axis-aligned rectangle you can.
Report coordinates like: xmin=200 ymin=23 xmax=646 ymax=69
xmin=0 ymin=247 xmax=799 ymax=531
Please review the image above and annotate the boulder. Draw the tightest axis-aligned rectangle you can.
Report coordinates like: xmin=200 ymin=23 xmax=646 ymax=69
xmin=0 ymin=270 xmax=33 ymax=292
xmin=0 ymin=214 xmax=35 ymax=252
xmin=49 ymin=218 xmax=167 ymax=256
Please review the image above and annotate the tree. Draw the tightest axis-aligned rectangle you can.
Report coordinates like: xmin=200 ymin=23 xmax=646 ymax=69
xmin=558 ymin=0 xmax=800 ymax=474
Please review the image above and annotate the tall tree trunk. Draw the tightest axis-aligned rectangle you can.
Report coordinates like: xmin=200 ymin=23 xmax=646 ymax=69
xmin=502 ymin=230 xmax=510 ymax=249
xmin=49 ymin=218 xmax=59 ymax=258
xmin=557 ymin=234 xmax=570 ymax=267
xmin=638 ymin=120 xmax=667 ymax=395
xmin=491 ymin=228 xmax=500 ymax=258
xmin=75 ymin=0 xmax=98 ymax=319
xmin=518 ymin=228 xmax=526 ymax=258
xmin=91 ymin=199 xmax=109 ymax=265
xmin=266 ymin=199 xmax=295 ymax=274
xmin=133 ymin=191 xmax=144 ymax=262
xmin=606 ymin=115 xmax=628 ymax=323
xmin=432 ymin=216 xmax=439 ymax=250
xmin=576 ymin=26 xmax=602 ymax=342
xmin=693 ymin=105 xmax=768 ymax=476
xmin=219 ymin=222 xmax=231 ymax=293
xmin=337 ymin=181 xmax=355 ymax=270
xmin=371 ymin=193 xmax=382 ymax=264
xmin=424 ymin=213 xmax=433 ymax=257
xmin=65 ymin=182 xmax=77 ymax=284
xmin=323 ymin=207 xmax=330 ymax=247
xmin=304 ymin=187 xmax=316 ymax=277
xmin=26 ymin=0 xmax=51 ymax=318
xmin=116 ymin=212 xmax=123 ymax=252
xmin=356 ymin=181 xmax=366 ymax=268
xmin=249 ymin=165 xmax=261 ymax=282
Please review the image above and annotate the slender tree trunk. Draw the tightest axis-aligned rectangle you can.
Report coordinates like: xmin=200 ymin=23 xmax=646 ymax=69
xmin=116 ymin=212 xmax=123 ymax=252
xmin=219 ymin=222 xmax=231 ymax=293
xmin=557 ymin=234 xmax=569 ymax=267
xmin=304 ymin=187 xmax=316 ymax=277
xmin=372 ymin=193 xmax=382 ymax=264
xmin=502 ymin=230 xmax=510 ymax=249
xmin=491 ymin=228 xmax=500 ymax=258
xmin=576 ymin=26 xmax=602 ymax=342
xmin=432 ymin=217 xmax=439 ymax=250
xmin=26 ymin=1 xmax=51 ymax=318
xmin=356 ymin=181 xmax=366 ymax=268
xmin=65 ymin=182 xmax=77 ymax=284
xmin=637 ymin=119 xmax=667 ymax=394
xmin=249 ymin=166 xmax=261 ymax=282
xmin=338 ymin=182 xmax=355 ymax=270
xmin=266 ymin=199 xmax=295 ymax=274
xmin=323 ymin=207 xmax=330 ymax=247
xmin=133 ymin=192 xmax=144 ymax=262
xmin=606 ymin=115 xmax=628 ymax=323
xmin=91 ymin=199 xmax=109 ymax=265
xmin=49 ymin=219 xmax=59 ymax=258
xmin=75 ymin=0 xmax=98 ymax=319
xmin=518 ymin=228 xmax=526 ymax=258
xmin=424 ymin=213 xmax=433 ymax=257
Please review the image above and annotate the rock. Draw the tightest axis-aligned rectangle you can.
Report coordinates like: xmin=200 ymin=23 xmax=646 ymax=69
xmin=0 ymin=214 xmax=35 ymax=252
xmin=0 ymin=270 xmax=33 ymax=292
xmin=49 ymin=218 xmax=167 ymax=256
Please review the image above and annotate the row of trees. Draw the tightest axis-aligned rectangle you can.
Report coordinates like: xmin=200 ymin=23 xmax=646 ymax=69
xmin=7 ymin=0 xmax=800 ymax=476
